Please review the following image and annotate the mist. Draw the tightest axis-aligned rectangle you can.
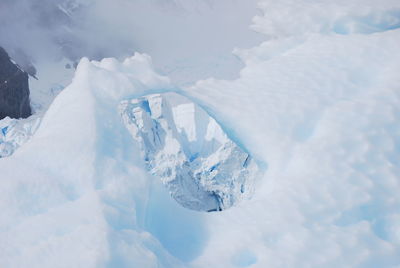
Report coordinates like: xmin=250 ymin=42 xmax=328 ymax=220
xmin=0 ymin=0 xmax=263 ymax=84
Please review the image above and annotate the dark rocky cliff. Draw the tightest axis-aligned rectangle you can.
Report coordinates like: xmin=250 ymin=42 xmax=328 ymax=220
xmin=0 ymin=47 xmax=31 ymax=120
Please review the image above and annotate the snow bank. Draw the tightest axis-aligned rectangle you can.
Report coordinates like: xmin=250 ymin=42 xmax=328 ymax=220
xmin=0 ymin=54 xmax=192 ymax=267
xmin=183 ymin=1 xmax=400 ymax=267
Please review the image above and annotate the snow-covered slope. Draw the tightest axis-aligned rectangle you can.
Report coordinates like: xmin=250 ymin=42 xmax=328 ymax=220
xmin=185 ymin=1 xmax=400 ymax=267
xmin=0 ymin=0 xmax=400 ymax=267
xmin=0 ymin=54 xmax=187 ymax=268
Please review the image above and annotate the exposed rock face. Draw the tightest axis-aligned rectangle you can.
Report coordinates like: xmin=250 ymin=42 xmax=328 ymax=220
xmin=0 ymin=47 xmax=31 ymax=120
xmin=120 ymin=93 xmax=260 ymax=212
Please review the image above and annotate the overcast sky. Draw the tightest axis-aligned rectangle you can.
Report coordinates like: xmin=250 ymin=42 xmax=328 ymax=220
xmin=0 ymin=0 xmax=263 ymax=82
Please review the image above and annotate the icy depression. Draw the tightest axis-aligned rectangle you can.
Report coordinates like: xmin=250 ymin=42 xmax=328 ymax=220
xmin=120 ymin=93 xmax=259 ymax=212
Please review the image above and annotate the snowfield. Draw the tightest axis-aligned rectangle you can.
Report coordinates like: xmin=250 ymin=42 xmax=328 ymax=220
xmin=1 ymin=0 xmax=400 ymax=267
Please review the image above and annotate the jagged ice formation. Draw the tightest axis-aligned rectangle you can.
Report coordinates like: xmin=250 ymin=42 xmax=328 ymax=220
xmin=120 ymin=93 xmax=259 ymax=212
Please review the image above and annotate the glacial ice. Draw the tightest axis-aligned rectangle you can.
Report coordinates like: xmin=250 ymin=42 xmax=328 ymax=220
xmin=120 ymin=93 xmax=260 ymax=212
xmin=0 ymin=116 xmax=41 ymax=158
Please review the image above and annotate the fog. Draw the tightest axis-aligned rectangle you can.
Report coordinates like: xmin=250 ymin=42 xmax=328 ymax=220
xmin=0 ymin=0 xmax=263 ymax=84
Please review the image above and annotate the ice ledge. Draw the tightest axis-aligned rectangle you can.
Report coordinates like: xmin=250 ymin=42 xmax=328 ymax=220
xmin=120 ymin=92 xmax=260 ymax=212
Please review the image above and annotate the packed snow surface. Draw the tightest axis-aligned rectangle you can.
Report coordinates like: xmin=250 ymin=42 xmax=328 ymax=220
xmin=0 ymin=0 xmax=400 ymax=267
xmin=120 ymin=93 xmax=259 ymax=212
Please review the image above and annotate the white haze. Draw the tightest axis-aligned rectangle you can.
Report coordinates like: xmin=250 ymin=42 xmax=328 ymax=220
xmin=0 ymin=0 xmax=263 ymax=84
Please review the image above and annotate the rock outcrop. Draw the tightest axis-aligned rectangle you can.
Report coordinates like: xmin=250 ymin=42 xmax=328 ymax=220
xmin=0 ymin=47 xmax=31 ymax=120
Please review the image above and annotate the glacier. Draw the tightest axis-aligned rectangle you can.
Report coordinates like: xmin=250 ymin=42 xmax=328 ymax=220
xmin=0 ymin=0 xmax=400 ymax=267
xmin=0 ymin=116 xmax=41 ymax=158
xmin=120 ymin=93 xmax=259 ymax=212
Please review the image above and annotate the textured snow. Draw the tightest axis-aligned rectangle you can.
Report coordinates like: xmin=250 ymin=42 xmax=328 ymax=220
xmin=0 ymin=0 xmax=400 ymax=267
xmin=185 ymin=1 xmax=400 ymax=267
xmin=120 ymin=93 xmax=260 ymax=212
xmin=0 ymin=0 xmax=263 ymax=86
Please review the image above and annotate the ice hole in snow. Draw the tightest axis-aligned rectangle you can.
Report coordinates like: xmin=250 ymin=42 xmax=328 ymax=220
xmin=119 ymin=92 xmax=260 ymax=212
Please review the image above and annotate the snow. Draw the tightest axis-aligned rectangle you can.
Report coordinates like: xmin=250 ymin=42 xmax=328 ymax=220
xmin=184 ymin=1 xmax=400 ymax=267
xmin=252 ymin=0 xmax=400 ymax=37
xmin=0 ymin=54 xmax=184 ymax=267
xmin=0 ymin=0 xmax=400 ymax=267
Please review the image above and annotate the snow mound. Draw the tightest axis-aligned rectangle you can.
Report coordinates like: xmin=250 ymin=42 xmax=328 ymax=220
xmin=120 ymin=93 xmax=259 ymax=212
xmin=0 ymin=54 xmax=191 ymax=267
